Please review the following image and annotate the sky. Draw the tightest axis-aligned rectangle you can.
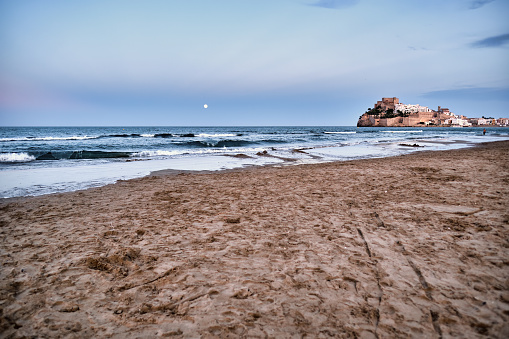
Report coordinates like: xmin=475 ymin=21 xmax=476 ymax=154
xmin=0 ymin=0 xmax=508 ymax=126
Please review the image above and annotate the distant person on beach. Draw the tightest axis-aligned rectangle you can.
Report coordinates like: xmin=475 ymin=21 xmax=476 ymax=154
xmin=483 ymin=128 xmax=486 ymax=135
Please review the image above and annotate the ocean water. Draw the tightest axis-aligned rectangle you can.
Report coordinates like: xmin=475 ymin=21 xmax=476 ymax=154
xmin=1 ymin=126 xmax=508 ymax=198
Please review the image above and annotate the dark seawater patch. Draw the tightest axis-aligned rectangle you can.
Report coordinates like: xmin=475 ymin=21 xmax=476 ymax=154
xmin=259 ymin=139 xmax=291 ymax=144
xmin=153 ymin=133 xmax=202 ymax=138
xmin=69 ymin=151 xmax=132 ymax=159
xmin=154 ymin=133 xmax=175 ymax=138
xmin=36 ymin=152 xmax=58 ymax=160
xmin=260 ymin=131 xmax=309 ymax=135
xmin=356 ymin=130 xmax=382 ymax=133
xmin=106 ymin=133 xmax=142 ymax=138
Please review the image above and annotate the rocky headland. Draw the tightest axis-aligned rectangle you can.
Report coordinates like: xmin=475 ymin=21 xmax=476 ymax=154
xmin=357 ymin=97 xmax=507 ymax=127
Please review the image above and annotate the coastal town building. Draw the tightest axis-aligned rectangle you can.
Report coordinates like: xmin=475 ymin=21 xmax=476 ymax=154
xmin=446 ymin=118 xmax=472 ymax=127
xmin=496 ymin=118 xmax=509 ymax=126
xmin=357 ymin=97 xmax=507 ymax=127
xmin=438 ymin=106 xmax=451 ymax=114
xmin=394 ymin=104 xmax=432 ymax=114
xmin=469 ymin=118 xmax=487 ymax=125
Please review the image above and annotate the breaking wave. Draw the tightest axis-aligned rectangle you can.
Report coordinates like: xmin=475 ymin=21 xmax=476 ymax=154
xmin=132 ymin=150 xmax=182 ymax=157
xmin=0 ymin=152 xmax=36 ymax=162
xmin=179 ymin=140 xmax=255 ymax=148
xmin=174 ymin=139 xmax=289 ymax=148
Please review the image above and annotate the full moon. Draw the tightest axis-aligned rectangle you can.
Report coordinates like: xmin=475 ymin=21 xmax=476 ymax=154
xmin=203 ymin=104 xmax=208 ymax=109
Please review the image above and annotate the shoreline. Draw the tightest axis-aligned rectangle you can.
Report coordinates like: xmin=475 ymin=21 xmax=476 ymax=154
xmin=2 ymin=126 xmax=508 ymax=199
xmin=1 ymin=140 xmax=508 ymax=337
xmin=1 ymin=139 xmax=501 ymax=202
xmin=0 ymin=138 xmax=496 ymax=201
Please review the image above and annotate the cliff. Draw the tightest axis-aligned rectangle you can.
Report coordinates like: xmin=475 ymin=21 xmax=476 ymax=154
xmin=357 ymin=114 xmax=410 ymax=127
xmin=357 ymin=114 xmax=377 ymax=127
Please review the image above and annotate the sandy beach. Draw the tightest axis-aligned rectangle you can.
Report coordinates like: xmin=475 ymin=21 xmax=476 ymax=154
xmin=1 ymin=140 xmax=508 ymax=338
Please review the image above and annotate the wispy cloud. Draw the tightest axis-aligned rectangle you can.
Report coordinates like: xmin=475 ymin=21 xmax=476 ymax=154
xmin=421 ymin=87 xmax=509 ymax=100
xmin=408 ymin=46 xmax=428 ymax=52
xmin=309 ymin=0 xmax=359 ymax=9
xmin=470 ymin=33 xmax=509 ymax=48
xmin=469 ymin=0 xmax=495 ymax=10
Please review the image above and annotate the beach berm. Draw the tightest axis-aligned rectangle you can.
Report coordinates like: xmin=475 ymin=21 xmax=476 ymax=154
xmin=1 ymin=141 xmax=508 ymax=338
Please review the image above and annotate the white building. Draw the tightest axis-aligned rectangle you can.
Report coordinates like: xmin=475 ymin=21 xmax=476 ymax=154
xmin=395 ymin=104 xmax=432 ymax=114
xmin=450 ymin=118 xmax=472 ymax=127
xmin=477 ymin=118 xmax=492 ymax=125
xmin=496 ymin=118 xmax=509 ymax=126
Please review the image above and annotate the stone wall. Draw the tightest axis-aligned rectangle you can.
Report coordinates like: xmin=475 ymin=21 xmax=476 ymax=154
xmin=380 ymin=117 xmax=404 ymax=127
xmin=375 ymin=97 xmax=400 ymax=111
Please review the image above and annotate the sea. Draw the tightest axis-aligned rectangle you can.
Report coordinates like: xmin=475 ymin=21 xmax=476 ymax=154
xmin=1 ymin=126 xmax=508 ymax=198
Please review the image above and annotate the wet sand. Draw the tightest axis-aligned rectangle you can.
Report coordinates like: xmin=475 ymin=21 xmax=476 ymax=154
xmin=1 ymin=141 xmax=508 ymax=338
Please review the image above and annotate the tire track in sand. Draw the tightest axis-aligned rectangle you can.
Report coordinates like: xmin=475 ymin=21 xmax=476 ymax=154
xmin=396 ymin=239 xmax=443 ymax=338
xmin=356 ymin=227 xmax=383 ymax=339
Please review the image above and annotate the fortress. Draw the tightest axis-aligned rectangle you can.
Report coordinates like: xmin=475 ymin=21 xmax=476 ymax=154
xmin=357 ymin=97 xmax=472 ymax=127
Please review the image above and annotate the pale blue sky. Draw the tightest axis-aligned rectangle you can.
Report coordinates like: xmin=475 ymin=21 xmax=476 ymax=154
xmin=1 ymin=0 xmax=508 ymax=126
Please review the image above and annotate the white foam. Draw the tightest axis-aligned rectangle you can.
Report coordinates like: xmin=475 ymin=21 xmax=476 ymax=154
xmin=307 ymin=145 xmax=394 ymax=159
xmin=132 ymin=150 xmax=182 ymax=157
xmin=381 ymin=130 xmax=423 ymax=133
xmin=0 ymin=154 xmax=282 ymax=198
xmin=324 ymin=131 xmax=357 ymax=134
xmin=131 ymin=147 xmax=266 ymax=158
xmin=0 ymin=152 xmax=36 ymax=162
xmin=140 ymin=134 xmax=155 ymax=138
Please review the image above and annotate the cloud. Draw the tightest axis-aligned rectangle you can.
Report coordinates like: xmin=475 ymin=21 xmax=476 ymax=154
xmin=421 ymin=87 xmax=509 ymax=101
xmin=310 ymin=0 xmax=359 ymax=9
xmin=469 ymin=0 xmax=495 ymax=10
xmin=470 ymin=33 xmax=509 ymax=48
xmin=407 ymin=46 xmax=428 ymax=52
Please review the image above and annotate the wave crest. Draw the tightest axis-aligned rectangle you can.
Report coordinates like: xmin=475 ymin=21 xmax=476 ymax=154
xmin=132 ymin=150 xmax=182 ymax=157
xmin=0 ymin=152 xmax=36 ymax=162
xmin=181 ymin=140 xmax=254 ymax=148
